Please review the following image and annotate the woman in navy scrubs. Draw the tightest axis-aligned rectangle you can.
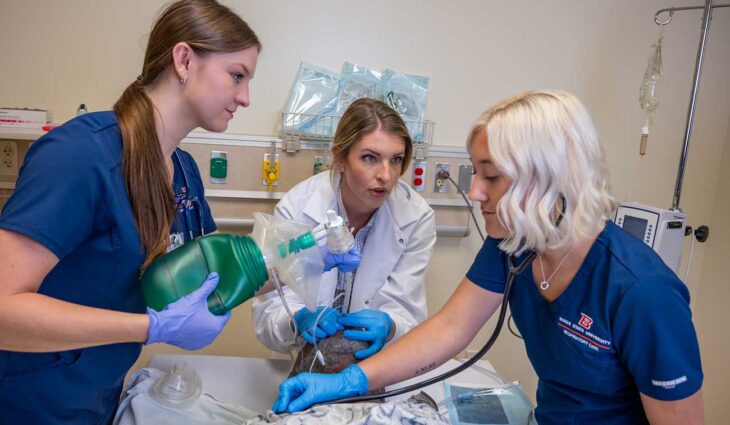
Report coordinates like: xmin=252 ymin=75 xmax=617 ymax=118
xmin=272 ymin=91 xmax=705 ymax=424
xmin=0 ymin=1 xmax=260 ymax=423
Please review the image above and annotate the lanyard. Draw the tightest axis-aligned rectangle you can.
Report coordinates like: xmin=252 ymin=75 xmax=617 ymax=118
xmin=173 ymin=150 xmax=205 ymax=240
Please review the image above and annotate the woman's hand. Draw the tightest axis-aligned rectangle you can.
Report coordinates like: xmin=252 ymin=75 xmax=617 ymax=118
xmin=321 ymin=245 xmax=360 ymax=272
xmin=272 ymin=364 xmax=368 ymax=413
xmin=339 ymin=310 xmax=393 ymax=359
xmin=146 ymin=272 xmax=230 ymax=350
xmin=293 ymin=306 xmax=343 ymax=344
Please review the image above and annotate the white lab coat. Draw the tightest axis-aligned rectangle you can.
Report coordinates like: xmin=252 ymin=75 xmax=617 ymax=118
xmin=252 ymin=172 xmax=436 ymax=353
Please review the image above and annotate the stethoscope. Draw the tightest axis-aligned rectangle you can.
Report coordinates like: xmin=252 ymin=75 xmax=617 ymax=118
xmin=331 ymin=197 xmax=566 ymax=404
xmin=331 ymin=251 xmax=536 ymax=404
xmin=173 ymin=150 xmax=205 ymax=240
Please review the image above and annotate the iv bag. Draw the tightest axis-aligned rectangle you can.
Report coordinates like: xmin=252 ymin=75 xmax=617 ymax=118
xmin=639 ymin=36 xmax=663 ymax=115
xmin=251 ymin=213 xmax=323 ymax=311
xmin=637 ymin=33 xmax=663 ymax=156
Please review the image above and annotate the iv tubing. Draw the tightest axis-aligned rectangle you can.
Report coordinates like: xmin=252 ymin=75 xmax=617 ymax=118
xmin=270 ymin=270 xmax=299 ymax=347
xmin=309 ymin=292 xmax=346 ymax=372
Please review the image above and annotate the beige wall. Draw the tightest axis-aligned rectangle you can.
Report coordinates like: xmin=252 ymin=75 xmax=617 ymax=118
xmin=2 ymin=0 xmax=729 ymax=416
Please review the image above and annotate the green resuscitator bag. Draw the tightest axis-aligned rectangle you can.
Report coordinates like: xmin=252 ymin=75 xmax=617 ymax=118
xmin=140 ymin=234 xmax=270 ymax=316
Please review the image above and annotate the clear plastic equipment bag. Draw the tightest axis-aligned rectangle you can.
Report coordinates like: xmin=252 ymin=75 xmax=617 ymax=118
xmin=282 ymin=62 xmax=341 ymax=138
xmin=444 ymin=382 xmax=535 ymax=425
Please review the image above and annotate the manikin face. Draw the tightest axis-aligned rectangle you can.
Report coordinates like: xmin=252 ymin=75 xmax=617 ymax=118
xmin=185 ymin=46 xmax=259 ymax=132
xmin=467 ymin=129 xmax=512 ymax=239
xmin=339 ymin=129 xmax=406 ymax=220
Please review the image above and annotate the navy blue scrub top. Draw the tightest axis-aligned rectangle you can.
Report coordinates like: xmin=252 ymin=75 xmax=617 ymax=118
xmin=0 ymin=111 xmax=215 ymax=424
xmin=466 ymin=222 xmax=703 ymax=425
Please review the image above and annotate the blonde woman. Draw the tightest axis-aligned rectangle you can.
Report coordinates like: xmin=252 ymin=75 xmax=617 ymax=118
xmin=273 ymin=91 xmax=704 ymax=425
xmin=253 ymin=98 xmax=436 ymax=359
xmin=0 ymin=1 xmax=260 ymax=422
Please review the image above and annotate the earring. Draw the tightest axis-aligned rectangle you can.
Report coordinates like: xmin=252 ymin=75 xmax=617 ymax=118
xmin=180 ymin=75 xmax=188 ymax=85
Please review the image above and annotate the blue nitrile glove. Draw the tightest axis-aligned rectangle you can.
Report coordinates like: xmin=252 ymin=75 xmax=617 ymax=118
xmin=339 ymin=310 xmax=393 ymax=360
xmin=146 ymin=272 xmax=231 ymax=350
xmin=294 ymin=306 xmax=343 ymax=344
xmin=272 ymin=364 xmax=369 ymax=413
xmin=320 ymin=245 xmax=360 ymax=273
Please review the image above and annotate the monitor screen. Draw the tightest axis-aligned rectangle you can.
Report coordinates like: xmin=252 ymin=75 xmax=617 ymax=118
xmin=622 ymin=215 xmax=648 ymax=241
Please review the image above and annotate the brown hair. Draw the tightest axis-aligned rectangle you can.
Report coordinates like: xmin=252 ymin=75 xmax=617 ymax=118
xmin=113 ymin=0 xmax=260 ymax=269
xmin=331 ymin=98 xmax=413 ymax=179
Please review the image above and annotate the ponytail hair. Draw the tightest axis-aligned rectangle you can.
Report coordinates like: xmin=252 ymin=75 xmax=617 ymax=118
xmin=114 ymin=0 xmax=260 ymax=269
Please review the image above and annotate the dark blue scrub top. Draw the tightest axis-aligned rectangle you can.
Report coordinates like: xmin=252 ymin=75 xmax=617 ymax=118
xmin=466 ymin=222 xmax=703 ymax=425
xmin=0 ymin=111 xmax=215 ymax=424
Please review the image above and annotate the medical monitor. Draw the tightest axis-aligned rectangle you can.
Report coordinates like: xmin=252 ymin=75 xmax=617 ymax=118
xmin=613 ymin=202 xmax=687 ymax=274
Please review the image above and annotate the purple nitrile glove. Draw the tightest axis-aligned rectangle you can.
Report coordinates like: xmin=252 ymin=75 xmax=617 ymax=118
xmin=320 ymin=245 xmax=360 ymax=273
xmin=272 ymin=364 xmax=369 ymax=413
xmin=294 ymin=306 xmax=343 ymax=344
xmin=146 ymin=272 xmax=231 ymax=350
xmin=339 ymin=309 xmax=393 ymax=360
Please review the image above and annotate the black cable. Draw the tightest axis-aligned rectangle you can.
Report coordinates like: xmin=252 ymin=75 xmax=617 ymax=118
xmin=443 ymin=172 xmax=485 ymax=242
xmin=507 ymin=313 xmax=522 ymax=339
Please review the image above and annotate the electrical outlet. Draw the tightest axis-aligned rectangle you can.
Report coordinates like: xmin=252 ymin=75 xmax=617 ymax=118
xmin=1 ymin=141 xmax=18 ymax=176
xmin=434 ymin=162 xmax=450 ymax=193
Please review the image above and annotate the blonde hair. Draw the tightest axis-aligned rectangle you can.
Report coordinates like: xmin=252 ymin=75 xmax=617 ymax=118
xmin=468 ymin=90 xmax=615 ymax=255
xmin=114 ymin=0 xmax=260 ymax=269
xmin=330 ymin=98 xmax=413 ymax=180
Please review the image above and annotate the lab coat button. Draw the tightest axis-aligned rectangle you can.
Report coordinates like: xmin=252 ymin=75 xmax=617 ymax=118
xmin=364 ymin=300 xmax=370 ymax=305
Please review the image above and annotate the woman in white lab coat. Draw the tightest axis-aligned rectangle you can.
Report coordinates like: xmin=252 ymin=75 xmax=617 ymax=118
xmin=252 ymin=98 xmax=436 ymax=358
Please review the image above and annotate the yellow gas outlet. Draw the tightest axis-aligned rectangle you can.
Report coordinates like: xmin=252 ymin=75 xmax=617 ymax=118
xmin=262 ymin=153 xmax=280 ymax=192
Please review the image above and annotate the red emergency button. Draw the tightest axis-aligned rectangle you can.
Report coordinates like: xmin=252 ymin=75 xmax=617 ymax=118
xmin=414 ymin=178 xmax=423 ymax=186
xmin=414 ymin=168 xmax=424 ymax=176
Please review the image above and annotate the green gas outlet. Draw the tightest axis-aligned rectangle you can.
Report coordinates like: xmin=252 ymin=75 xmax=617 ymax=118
xmin=210 ymin=151 xmax=228 ymax=184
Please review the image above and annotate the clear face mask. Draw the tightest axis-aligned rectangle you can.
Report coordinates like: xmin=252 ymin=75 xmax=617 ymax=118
xmin=148 ymin=362 xmax=203 ymax=409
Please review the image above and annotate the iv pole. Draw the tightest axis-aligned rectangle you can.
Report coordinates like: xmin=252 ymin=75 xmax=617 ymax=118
xmin=654 ymin=1 xmax=730 ymax=210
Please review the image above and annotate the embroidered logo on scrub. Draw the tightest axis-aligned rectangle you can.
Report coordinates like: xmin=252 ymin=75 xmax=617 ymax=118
xmin=651 ymin=376 xmax=687 ymax=389
xmin=578 ymin=313 xmax=593 ymax=329
xmin=558 ymin=314 xmax=612 ymax=352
